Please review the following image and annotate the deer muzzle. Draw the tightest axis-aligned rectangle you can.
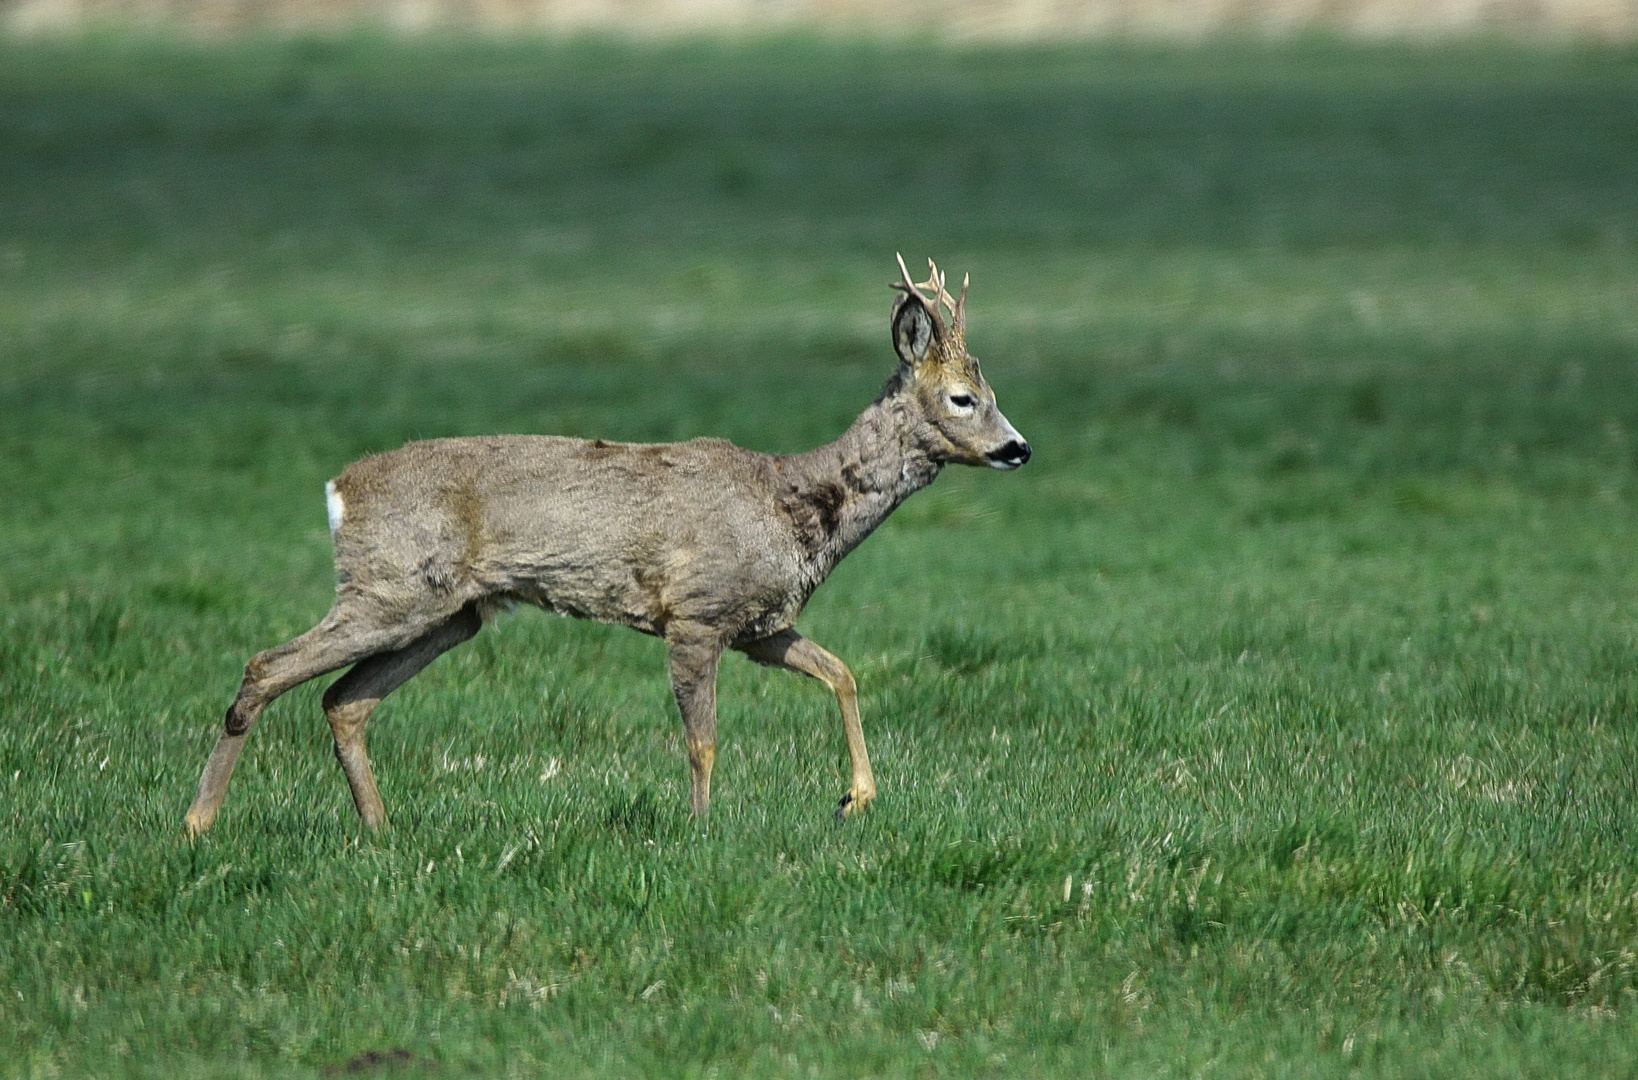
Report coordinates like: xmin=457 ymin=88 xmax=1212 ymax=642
xmin=986 ymin=440 xmax=1032 ymax=469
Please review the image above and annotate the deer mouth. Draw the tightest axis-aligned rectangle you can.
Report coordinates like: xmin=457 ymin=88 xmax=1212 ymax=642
xmin=985 ymin=440 xmax=1032 ymax=469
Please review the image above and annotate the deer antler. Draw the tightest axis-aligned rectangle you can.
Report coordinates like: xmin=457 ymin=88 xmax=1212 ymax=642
xmin=892 ymin=255 xmax=968 ymax=341
xmin=892 ymin=252 xmax=925 ymax=300
xmin=892 ymin=252 xmax=949 ymax=336
xmin=922 ymin=259 xmax=966 ymax=339
xmin=921 ymin=260 xmax=948 ymax=315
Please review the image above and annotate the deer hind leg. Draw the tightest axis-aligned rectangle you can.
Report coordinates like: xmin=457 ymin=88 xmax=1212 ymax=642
xmin=321 ymin=604 xmax=483 ymax=830
xmin=666 ymin=622 xmax=725 ymax=817
xmin=738 ymin=629 xmax=875 ymax=821
xmin=184 ymin=599 xmax=450 ymax=837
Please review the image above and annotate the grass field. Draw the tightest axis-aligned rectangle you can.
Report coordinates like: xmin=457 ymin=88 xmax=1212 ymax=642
xmin=3 ymin=36 xmax=1638 ymax=1078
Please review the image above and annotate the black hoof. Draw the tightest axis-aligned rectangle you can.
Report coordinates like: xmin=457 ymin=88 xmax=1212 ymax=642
xmin=834 ymin=792 xmax=854 ymax=823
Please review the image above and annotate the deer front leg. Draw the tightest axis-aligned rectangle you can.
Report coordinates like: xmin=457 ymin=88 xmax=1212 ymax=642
xmin=738 ymin=629 xmax=875 ymax=820
xmin=666 ymin=622 xmax=724 ymax=816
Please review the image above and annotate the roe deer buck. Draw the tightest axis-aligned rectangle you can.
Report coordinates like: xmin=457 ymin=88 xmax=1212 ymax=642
xmin=183 ymin=255 xmax=1030 ymax=834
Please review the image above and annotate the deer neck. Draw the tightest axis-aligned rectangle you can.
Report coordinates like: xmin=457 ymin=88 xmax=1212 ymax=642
xmin=784 ymin=375 xmax=941 ymax=576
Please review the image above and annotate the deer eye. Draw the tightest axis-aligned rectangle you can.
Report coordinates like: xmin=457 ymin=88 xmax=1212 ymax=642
xmin=949 ymin=393 xmax=976 ymax=410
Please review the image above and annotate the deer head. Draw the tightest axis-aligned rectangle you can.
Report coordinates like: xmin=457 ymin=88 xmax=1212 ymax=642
xmin=890 ymin=254 xmax=1031 ymax=470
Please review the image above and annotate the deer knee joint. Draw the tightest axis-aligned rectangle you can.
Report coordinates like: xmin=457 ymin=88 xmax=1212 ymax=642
xmin=223 ymin=698 xmax=254 ymax=736
xmin=324 ymin=696 xmax=373 ymax=741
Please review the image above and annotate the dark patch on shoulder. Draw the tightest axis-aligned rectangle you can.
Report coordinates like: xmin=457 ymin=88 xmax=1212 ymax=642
xmin=781 ymin=481 xmax=846 ymax=554
xmin=809 ymin=482 xmax=845 ymax=532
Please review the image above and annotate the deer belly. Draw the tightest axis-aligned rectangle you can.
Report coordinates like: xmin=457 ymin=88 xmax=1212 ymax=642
xmin=495 ymin=555 xmax=667 ymax=635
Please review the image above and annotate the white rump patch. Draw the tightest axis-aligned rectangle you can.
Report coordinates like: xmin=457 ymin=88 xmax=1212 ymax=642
xmin=325 ymin=480 xmax=345 ymax=536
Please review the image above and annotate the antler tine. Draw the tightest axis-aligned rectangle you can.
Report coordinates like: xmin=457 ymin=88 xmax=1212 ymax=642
xmin=918 ymin=259 xmax=952 ymax=322
xmin=953 ymin=272 xmax=969 ymax=335
xmin=920 ymin=258 xmax=943 ymax=301
xmin=892 ymin=252 xmax=918 ymax=296
xmin=921 ymin=259 xmax=963 ymax=330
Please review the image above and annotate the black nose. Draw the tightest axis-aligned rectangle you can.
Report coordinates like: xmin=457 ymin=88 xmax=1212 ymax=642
xmin=988 ymin=440 xmax=1032 ymax=467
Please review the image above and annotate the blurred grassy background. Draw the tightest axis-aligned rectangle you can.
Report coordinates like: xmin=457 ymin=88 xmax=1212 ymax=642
xmin=2 ymin=36 xmax=1638 ymax=1079
xmin=7 ymin=0 xmax=1637 ymax=41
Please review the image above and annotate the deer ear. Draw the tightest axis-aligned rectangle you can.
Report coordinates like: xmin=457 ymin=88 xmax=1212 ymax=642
xmin=892 ymin=296 xmax=939 ymax=369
